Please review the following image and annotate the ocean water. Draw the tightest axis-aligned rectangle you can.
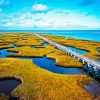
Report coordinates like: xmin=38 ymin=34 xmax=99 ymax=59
xmin=0 ymin=30 xmax=100 ymax=41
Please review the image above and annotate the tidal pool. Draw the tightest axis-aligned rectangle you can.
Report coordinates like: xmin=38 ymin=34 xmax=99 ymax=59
xmin=0 ymin=77 xmax=21 ymax=97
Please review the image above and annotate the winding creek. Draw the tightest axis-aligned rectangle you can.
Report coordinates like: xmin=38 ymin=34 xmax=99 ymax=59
xmin=33 ymin=57 xmax=82 ymax=74
xmin=0 ymin=42 xmax=100 ymax=98
xmin=0 ymin=49 xmax=15 ymax=58
xmin=0 ymin=49 xmax=82 ymax=74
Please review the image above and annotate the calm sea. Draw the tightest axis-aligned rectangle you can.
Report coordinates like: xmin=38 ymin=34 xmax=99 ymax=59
xmin=0 ymin=30 xmax=100 ymax=41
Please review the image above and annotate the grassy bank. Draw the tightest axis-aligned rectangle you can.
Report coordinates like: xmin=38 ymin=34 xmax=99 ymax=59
xmin=0 ymin=58 xmax=93 ymax=100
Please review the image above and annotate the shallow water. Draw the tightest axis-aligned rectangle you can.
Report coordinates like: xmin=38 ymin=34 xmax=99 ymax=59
xmin=65 ymin=46 xmax=88 ymax=54
xmin=0 ymin=43 xmax=17 ymax=58
xmin=32 ymin=57 xmax=82 ymax=74
xmin=31 ymin=46 xmax=35 ymax=48
xmin=0 ymin=49 xmax=15 ymax=58
xmin=0 ymin=78 xmax=21 ymax=96
xmin=11 ymin=56 xmax=82 ymax=74
xmin=9 ymin=43 xmax=17 ymax=48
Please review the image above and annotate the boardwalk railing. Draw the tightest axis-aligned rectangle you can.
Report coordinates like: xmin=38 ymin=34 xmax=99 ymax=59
xmin=34 ymin=33 xmax=100 ymax=77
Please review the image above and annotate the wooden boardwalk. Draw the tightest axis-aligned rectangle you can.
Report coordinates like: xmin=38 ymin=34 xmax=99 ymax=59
xmin=34 ymin=33 xmax=100 ymax=77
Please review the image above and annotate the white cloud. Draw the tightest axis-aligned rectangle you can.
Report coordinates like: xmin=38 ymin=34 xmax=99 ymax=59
xmin=4 ymin=22 xmax=14 ymax=26
xmin=32 ymin=4 xmax=48 ymax=11
xmin=1 ymin=9 xmax=100 ymax=29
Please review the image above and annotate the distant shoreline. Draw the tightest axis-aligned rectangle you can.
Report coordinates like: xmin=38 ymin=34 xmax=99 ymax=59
xmin=0 ymin=30 xmax=100 ymax=32
xmin=0 ymin=31 xmax=100 ymax=42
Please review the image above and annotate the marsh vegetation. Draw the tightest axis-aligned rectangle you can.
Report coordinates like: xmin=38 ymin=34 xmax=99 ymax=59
xmin=0 ymin=32 xmax=100 ymax=100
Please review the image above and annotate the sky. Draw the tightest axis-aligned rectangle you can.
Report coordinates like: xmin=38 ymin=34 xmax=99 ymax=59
xmin=0 ymin=0 xmax=100 ymax=30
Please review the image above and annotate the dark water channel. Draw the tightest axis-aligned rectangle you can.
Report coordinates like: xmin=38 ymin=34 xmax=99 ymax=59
xmin=0 ymin=77 xmax=21 ymax=100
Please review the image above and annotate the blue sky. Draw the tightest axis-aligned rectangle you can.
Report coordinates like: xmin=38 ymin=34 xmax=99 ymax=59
xmin=0 ymin=0 xmax=100 ymax=30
